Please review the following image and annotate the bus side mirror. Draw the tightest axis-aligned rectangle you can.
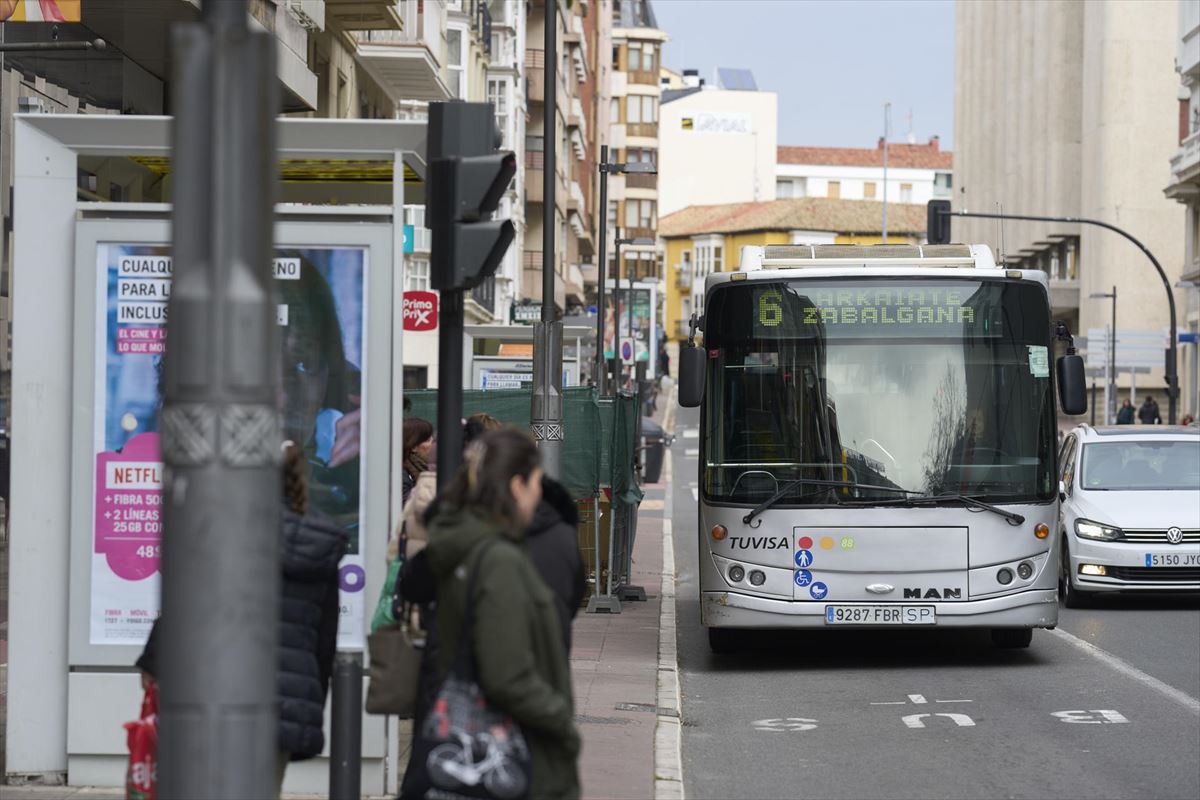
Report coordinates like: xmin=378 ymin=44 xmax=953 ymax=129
xmin=1056 ymin=354 xmax=1087 ymax=415
xmin=679 ymin=344 xmax=706 ymax=408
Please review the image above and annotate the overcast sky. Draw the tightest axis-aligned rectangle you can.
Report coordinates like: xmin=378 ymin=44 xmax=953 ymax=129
xmin=652 ymin=0 xmax=956 ymax=150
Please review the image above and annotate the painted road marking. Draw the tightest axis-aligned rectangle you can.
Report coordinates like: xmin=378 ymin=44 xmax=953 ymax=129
xmin=871 ymin=695 xmax=971 ymax=706
xmin=907 ymin=694 xmax=927 ymax=704
xmin=685 ymin=448 xmax=699 ymax=458
xmin=870 ymin=702 xmax=907 ymax=706
xmin=934 ymin=699 xmax=972 ymax=704
xmin=1049 ymin=628 xmax=1200 ymax=715
xmin=751 ymin=718 xmax=819 ymax=732
xmin=691 ymin=488 xmax=698 ymax=502
xmin=1052 ymin=710 xmax=1130 ymax=725
xmin=902 ymin=713 xmax=975 ymax=729
xmin=682 ymin=429 xmax=699 ymax=439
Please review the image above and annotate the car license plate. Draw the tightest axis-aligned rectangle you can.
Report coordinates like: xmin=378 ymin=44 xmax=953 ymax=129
xmin=824 ymin=605 xmax=936 ymax=625
xmin=1145 ymin=552 xmax=1200 ymax=567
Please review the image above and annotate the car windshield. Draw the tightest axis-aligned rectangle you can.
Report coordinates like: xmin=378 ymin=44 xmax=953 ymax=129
xmin=1080 ymin=440 xmax=1200 ymax=491
xmin=701 ymin=277 xmax=1057 ymax=505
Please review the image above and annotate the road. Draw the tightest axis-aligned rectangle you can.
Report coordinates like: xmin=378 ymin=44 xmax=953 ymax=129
xmin=668 ymin=406 xmax=1200 ymax=800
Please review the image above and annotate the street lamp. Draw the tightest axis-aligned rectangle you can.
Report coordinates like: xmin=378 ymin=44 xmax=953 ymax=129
xmin=1090 ymin=286 xmax=1117 ymax=424
xmin=615 ymin=233 xmax=655 ymax=389
xmin=596 ymin=144 xmax=657 ymax=393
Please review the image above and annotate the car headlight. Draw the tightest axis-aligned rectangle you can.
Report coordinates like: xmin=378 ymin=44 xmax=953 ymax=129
xmin=1075 ymin=519 xmax=1122 ymax=541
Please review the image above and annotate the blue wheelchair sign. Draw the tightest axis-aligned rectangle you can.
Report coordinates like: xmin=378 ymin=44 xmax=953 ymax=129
xmin=794 ymin=569 xmax=813 ymax=587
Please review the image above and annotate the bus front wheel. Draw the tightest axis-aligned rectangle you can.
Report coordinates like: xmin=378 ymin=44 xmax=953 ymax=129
xmin=991 ymin=628 xmax=1033 ymax=649
xmin=707 ymin=627 xmax=742 ymax=654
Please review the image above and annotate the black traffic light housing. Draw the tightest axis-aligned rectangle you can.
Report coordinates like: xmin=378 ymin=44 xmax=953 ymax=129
xmin=427 ymin=102 xmax=517 ymax=291
xmin=927 ymin=199 xmax=952 ymax=245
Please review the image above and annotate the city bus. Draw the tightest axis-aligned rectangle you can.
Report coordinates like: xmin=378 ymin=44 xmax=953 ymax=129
xmin=677 ymin=244 xmax=1087 ymax=651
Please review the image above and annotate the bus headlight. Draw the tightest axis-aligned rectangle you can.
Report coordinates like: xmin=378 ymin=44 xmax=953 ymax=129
xmin=728 ymin=565 xmax=745 ymax=583
xmin=1017 ymin=561 xmax=1034 ymax=580
xmin=1075 ymin=519 xmax=1121 ymax=541
xmin=996 ymin=568 xmax=1014 ymax=585
xmin=749 ymin=570 xmax=766 ymax=586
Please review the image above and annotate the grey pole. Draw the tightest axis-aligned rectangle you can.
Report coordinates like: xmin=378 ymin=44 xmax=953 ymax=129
xmin=882 ymin=102 xmax=889 ymax=243
xmin=944 ymin=208 xmax=1179 ymax=424
xmin=160 ymin=1 xmax=280 ymax=797
xmin=1110 ymin=285 xmax=1117 ymax=424
xmin=627 ymin=246 xmax=635 ymax=383
xmin=596 ymin=145 xmax=609 ymax=393
xmin=531 ymin=0 xmax=563 ymax=476
xmin=613 ymin=231 xmax=622 ymax=389
xmin=329 ymin=653 xmax=363 ymax=799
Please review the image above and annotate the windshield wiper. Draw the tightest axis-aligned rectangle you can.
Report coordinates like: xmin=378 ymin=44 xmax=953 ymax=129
xmin=742 ymin=477 xmax=911 ymax=526
xmin=851 ymin=493 xmax=1026 ymax=526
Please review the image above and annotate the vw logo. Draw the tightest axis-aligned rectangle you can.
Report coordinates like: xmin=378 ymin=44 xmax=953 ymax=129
xmin=1166 ymin=527 xmax=1184 ymax=545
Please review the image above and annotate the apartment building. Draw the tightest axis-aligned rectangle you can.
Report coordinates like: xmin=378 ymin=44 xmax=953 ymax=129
xmin=607 ymin=0 xmax=666 ymax=289
xmin=775 ymin=137 xmax=953 ymax=206
xmin=1166 ymin=0 xmax=1200 ymax=420
xmin=954 ymin=0 xmax=1186 ymax=418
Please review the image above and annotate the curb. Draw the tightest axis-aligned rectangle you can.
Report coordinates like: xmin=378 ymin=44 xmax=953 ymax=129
xmin=653 ymin=449 xmax=684 ymax=799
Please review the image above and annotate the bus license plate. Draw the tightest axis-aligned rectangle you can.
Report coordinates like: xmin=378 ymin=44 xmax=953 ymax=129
xmin=1145 ymin=553 xmax=1200 ymax=567
xmin=824 ymin=605 xmax=936 ymax=625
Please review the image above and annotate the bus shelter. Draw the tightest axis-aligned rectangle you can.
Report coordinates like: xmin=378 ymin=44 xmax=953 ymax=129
xmin=6 ymin=113 xmax=424 ymax=794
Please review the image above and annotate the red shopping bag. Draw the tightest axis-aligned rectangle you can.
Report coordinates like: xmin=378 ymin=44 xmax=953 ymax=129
xmin=124 ymin=684 xmax=158 ymax=800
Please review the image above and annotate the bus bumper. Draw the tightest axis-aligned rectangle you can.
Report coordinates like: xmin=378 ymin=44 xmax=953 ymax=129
xmin=701 ymin=589 xmax=1059 ymax=629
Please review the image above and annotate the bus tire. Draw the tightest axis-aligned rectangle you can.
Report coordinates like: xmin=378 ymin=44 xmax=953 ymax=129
xmin=707 ymin=627 xmax=742 ymax=654
xmin=991 ymin=628 xmax=1033 ymax=649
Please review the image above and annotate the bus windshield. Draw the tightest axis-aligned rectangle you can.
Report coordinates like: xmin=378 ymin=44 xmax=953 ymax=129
xmin=702 ymin=278 xmax=1057 ymax=506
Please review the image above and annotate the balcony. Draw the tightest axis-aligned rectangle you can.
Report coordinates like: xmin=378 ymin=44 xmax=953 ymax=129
xmin=354 ymin=0 xmax=450 ymax=101
xmin=625 ymin=172 xmax=657 ymax=191
xmin=676 ymin=267 xmax=692 ymax=290
xmin=1167 ymin=130 xmax=1200 ymax=195
xmin=326 ymin=0 xmax=403 ymax=30
xmin=526 ymin=49 xmax=545 ymax=103
xmin=470 ymin=276 xmax=497 ymax=316
xmin=525 ymin=137 xmax=544 ymax=203
xmin=627 ymin=122 xmax=658 ymax=140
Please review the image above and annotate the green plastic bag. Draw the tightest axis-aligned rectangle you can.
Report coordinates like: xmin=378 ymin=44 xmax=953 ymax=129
xmin=370 ymin=556 xmax=403 ymax=634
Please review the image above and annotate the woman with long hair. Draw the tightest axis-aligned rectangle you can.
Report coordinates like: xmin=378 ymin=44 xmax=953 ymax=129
xmin=400 ymin=428 xmax=580 ymax=800
xmin=401 ymin=417 xmax=434 ymax=506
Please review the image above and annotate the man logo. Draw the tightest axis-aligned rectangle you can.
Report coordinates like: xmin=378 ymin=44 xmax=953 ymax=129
xmin=1166 ymin=527 xmax=1184 ymax=545
xmin=903 ymin=587 xmax=963 ymax=600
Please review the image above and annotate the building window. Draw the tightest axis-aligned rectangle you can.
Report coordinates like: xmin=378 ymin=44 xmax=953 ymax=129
xmin=628 ymin=42 xmax=641 ymax=72
xmin=900 ymin=182 xmax=913 ymax=203
xmin=626 ymin=95 xmax=657 ymax=125
xmin=934 ymin=172 xmax=953 ymax=191
xmin=827 ymin=181 xmax=841 ymax=199
xmin=626 ymin=147 xmax=655 ymax=166
xmin=608 ymin=200 xmax=619 ymax=228
xmin=640 ymin=42 xmax=656 ymax=72
xmin=625 ymin=199 xmax=656 ymax=230
xmin=694 ymin=238 xmax=723 ymax=277
xmin=863 ymin=181 xmax=877 ymax=199
xmin=613 ymin=45 xmax=620 ymax=68
xmin=487 ymin=78 xmax=509 ymax=147
xmin=611 ymin=97 xmax=621 ymax=123
xmin=776 ymin=179 xmax=792 ymax=199
xmin=406 ymin=258 xmax=431 ymax=291
xmin=446 ymin=27 xmax=466 ymax=98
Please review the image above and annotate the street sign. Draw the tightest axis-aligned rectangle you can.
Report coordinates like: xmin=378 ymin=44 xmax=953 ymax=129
xmin=511 ymin=303 xmax=541 ymax=324
xmin=1086 ymin=328 xmax=1169 ymax=370
xmin=402 ymin=223 xmax=415 ymax=254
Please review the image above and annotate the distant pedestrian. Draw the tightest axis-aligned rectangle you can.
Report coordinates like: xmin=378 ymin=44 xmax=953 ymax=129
xmin=1181 ymin=414 xmax=1195 ymax=427
xmin=463 ymin=411 xmax=502 ymax=446
xmin=401 ymin=417 xmax=434 ymax=505
xmin=400 ymin=429 xmax=580 ymax=800
xmin=1138 ymin=397 xmax=1161 ymax=425
xmin=1117 ymin=399 xmax=1135 ymax=425
xmin=526 ymin=476 xmax=588 ymax=652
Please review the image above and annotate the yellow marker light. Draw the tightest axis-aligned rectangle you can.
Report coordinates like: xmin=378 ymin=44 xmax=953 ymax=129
xmin=1080 ymin=564 xmax=1107 ymax=576
xmin=1006 ymin=270 xmax=1023 ymax=279
xmin=731 ymin=272 xmax=748 ymax=281
xmin=1034 ymin=523 xmax=1050 ymax=539
xmin=711 ymin=524 xmax=728 ymax=541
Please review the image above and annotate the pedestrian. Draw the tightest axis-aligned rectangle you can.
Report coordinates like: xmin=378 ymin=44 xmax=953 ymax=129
xmin=400 ymin=428 xmax=580 ymax=800
xmin=1138 ymin=396 xmax=1161 ymax=425
xmin=463 ymin=411 xmax=502 ymax=446
xmin=275 ymin=442 xmax=347 ymax=790
xmin=527 ymin=476 xmax=588 ymax=652
xmin=401 ymin=417 xmax=434 ymax=505
xmin=1117 ymin=399 xmax=1135 ymax=425
xmin=1181 ymin=413 xmax=1195 ymax=427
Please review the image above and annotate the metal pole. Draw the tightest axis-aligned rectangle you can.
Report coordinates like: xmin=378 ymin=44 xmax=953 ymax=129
xmin=1110 ymin=286 xmax=1117 ymax=425
xmin=627 ymin=247 xmax=635 ymax=382
xmin=1103 ymin=324 xmax=1111 ymax=426
xmin=160 ymin=1 xmax=280 ymax=797
xmin=531 ymin=0 xmax=563 ymax=476
xmin=438 ymin=290 xmax=465 ymax=486
xmin=613 ymin=231 xmax=622 ymax=388
xmin=882 ymin=102 xmax=889 ymax=243
xmin=329 ymin=653 xmax=363 ymax=800
xmin=596 ymin=145 xmax=609 ymax=393
xmin=944 ymin=209 xmax=1179 ymax=423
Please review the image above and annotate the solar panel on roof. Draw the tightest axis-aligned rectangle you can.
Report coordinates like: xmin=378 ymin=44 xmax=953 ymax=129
xmin=718 ymin=68 xmax=757 ymax=91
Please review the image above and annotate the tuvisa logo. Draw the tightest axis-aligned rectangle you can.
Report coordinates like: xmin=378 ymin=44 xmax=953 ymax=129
xmin=727 ymin=536 xmax=790 ymax=550
xmin=903 ymin=587 xmax=962 ymax=600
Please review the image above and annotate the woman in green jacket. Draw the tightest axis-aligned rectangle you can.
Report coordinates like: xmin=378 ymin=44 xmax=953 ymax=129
xmin=411 ymin=427 xmax=581 ymax=800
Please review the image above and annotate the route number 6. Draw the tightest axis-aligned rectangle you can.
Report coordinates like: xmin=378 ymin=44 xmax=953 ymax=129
xmin=758 ymin=290 xmax=783 ymax=328
xmin=1051 ymin=710 xmax=1129 ymax=724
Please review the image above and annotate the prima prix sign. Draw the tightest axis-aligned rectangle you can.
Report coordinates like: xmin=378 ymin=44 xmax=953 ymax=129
xmin=403 ymin=291 xmax=439 ymax=331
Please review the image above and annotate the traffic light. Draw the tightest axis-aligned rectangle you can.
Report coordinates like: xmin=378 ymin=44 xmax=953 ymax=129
xmin=428 ymin=153 xmax=516 ymax=291
xmin=426 ymin=101 xmax=516 ymax=292
xmin=927 ymin=199 xmax=952 ymax=245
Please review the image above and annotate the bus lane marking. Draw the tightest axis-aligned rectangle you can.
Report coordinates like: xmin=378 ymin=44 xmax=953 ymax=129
xmin=902 ymin=713 xmax=975 ymax=729
xmin=1051 ymin=710 xmax=1130 ymax=725
xmin=752 ymin=718 xmax=819 ymax=732
xmin=1049 ymin=628 xmax=1200 ymax=716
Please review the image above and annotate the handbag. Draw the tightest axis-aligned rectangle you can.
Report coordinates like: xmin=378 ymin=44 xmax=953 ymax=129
xmin=124 ymin=684 xmax=158 ymax=800
xmin=366 ymin=533 xmax=424 ymax=717
xmin=401 ymin=540 xmax=532 ymax=800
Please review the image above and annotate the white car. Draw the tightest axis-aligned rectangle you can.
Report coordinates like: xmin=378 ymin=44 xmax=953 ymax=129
xmin=1057 ymin=424 xmax=1200 ymax=606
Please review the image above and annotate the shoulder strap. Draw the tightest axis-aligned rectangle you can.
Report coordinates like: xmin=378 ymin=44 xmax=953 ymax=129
xmin=453 ymin=537 xmax=500 ymax=679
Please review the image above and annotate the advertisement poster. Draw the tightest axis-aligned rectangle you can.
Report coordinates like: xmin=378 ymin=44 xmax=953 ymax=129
xmin=92 ymin=244 xmax=369 ymax=648
xmin=602 ymin=283 xmax=656 ymax=375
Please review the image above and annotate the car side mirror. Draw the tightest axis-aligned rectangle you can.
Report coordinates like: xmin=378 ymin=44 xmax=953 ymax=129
xmin=678 ymin=344 xmax=706 ymax=408
xmin=1056 ymin=354 xmax=1087 ymax=415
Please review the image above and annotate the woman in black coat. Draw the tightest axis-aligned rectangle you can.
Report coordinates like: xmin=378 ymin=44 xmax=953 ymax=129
xmin=526 ymin=477 xmax=587 ymax=652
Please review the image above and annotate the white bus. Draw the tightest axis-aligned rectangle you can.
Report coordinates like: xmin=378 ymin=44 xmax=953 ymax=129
xmin=677 ymin=244 xmax=1087 ymax=651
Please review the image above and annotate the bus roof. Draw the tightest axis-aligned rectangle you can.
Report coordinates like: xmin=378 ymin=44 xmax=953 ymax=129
xmin=750 ymin=243 xmax=995 ymax=270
